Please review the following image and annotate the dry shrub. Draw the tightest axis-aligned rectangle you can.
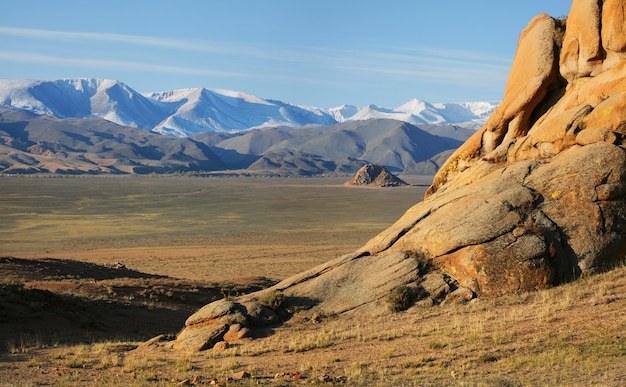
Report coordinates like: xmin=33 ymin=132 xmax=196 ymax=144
xmin=387 ymin=285 xmax=412 ymax=312
xmin=259 ymin=289 xmax=285 ymax=311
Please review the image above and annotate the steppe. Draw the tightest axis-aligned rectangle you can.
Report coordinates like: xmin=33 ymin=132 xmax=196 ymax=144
xmin=0 ymin=175 xmax=624 ymax=386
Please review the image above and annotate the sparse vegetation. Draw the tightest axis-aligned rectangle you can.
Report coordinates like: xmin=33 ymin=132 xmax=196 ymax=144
xmin=258 ymin=289 xmax=285 ymax=311
xmin=0 ymin=176 xmax=624 ymax=385
xmin=0 ymin=265 xmax=623 ymax=385
xmin=386 ymin=284 xmax=412 ymax=312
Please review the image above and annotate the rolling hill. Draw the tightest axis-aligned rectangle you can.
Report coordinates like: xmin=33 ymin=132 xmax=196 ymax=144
xmin=0 ymin=107 xmax=463 ymax=175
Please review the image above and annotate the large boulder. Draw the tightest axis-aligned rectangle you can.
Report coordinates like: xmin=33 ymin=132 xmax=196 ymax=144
xmin=172 ymin=0 xmax=626 ymax=351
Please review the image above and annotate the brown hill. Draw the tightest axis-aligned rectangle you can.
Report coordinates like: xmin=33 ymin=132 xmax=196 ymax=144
xmin=0 ymin=110 xmax=462 ymax=175
xmin=168 ymin=0 xmax=626 ymax=352
xmin=344 ymin=164 xmax=408 ymax=187
xmin=0 ymin=108 xmax=224 ymax=174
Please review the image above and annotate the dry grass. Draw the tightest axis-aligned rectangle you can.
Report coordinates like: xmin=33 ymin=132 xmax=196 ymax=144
xmin=0 ymin=176 xmax=624 ymax=385
xmin=0 ymin=175 xmax=427 ymax=281
xmin=0 ymin=265 xmax=623 ymax=385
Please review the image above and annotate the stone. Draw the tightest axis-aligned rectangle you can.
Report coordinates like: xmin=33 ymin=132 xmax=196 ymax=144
xmin=576 ymin=128 xmax=618 ymax=146
xmin=581 ymin=92 xmax=626 ymax=133
xmin=344 ymin=163 xmax=408 ymax=187
xmin=213 ymin=341 xmax=229 ymax=351
xmin=603 ymin=0 xmax=626 ymax=51
xmin=560 ymin=0 xmax=603 ymax=81
xmin=172 ymin=323 xmax=228 ymax=352
xmin=172 ymin=1 xmax=626 ymax=351
xmin=231 ymin=371 xmax=250 ymax=380
xmin=429 ymin=13 xmax=562 ymax=195
xmin=223 ymin=324 xmax=250 ymax=342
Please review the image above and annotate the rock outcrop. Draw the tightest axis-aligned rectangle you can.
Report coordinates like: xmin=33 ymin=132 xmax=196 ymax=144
xmin=344 ymin=164 xmax=409 ymax=187
xmin=172 ymin=0 xmax=626 ymax=351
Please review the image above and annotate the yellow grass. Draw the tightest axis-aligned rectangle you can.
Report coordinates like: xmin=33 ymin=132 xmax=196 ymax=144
xmin=0 ymin=175 xmax=429 ymax=281
xmin=0 ymin=175 xmax=624 ymax=385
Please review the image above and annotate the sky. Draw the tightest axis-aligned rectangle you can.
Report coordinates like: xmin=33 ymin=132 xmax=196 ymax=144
xmin=0 ymin=1 xmax=573 ymax=108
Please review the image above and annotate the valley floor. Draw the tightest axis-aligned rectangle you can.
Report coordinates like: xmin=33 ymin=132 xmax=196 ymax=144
xmin=0 ymin=176 xmax=624 ymax=385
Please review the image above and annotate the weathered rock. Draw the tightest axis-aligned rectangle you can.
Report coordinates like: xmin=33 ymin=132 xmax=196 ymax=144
xmin=213 ymin=341 xmax=229 ymax=351
xmin=443 ymin=287 xmax=475 ymax=305
xmin=429 ymin=13 xmax=564 ymax=194
xmin=172 ymin=0 xmax=626 ymax=351
xmin=173 ymin=323 xmax=229 ymax=352
xmin=560 ymin=0 xmax=604 ymax=80
xmin=602 ymin=0 xmax=626 ymax=53
xmin=223 ymin=324 xmax=250 ymax=342
xmin=232 ymin=371 xmax=250 ymax=380
xmin=345 ymin=163 xmax=408 ymax=187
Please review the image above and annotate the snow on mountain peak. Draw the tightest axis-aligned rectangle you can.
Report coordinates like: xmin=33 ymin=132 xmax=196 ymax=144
xmin=396 ymin=98 xmax=431 ymax=111
xmin=210 ymin=88 xmax=273 ymax=106
xmin=0 ymin=78 xmax=499 ymax=136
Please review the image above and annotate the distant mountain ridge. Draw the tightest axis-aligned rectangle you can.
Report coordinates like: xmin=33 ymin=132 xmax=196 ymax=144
xmin=0 ymin=106 xmax=463 ymax=175
xmin=0 ymin=79 xmax=498 ymax=137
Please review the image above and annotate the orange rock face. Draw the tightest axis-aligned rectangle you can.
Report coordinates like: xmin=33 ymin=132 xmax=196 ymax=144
xmin=172 ymin=1 xmax=626 ymax=351
xmin=431 ymin=0 xmax=626 ymax=195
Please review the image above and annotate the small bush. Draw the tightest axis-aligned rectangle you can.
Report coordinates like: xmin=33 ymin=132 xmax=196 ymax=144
xmin=386 ymin=285 xmax=412 ymax=312
xmin=259 ymin=290 xmax=285 ymax=311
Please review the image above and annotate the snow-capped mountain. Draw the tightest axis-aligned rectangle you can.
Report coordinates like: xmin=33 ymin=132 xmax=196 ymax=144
xmin=0 ymin=79 xmax=498 ymax=137
xmin=146 ymin=88 xmax=337 ymax=136
xmin=336 ymin=99 xmax=496 ymax=130
xmin=0 ymin=79 xmax=172 ymax=129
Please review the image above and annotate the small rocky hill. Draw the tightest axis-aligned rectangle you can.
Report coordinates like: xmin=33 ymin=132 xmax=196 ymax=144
xmin=344 ymin=164 xmax=408 ymax=187
xmin=169 ymin=0 xmax=626 ymax=352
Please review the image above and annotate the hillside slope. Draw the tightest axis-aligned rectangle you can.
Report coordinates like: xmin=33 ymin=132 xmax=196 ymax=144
xmin=0 ymin=108 xmax=463 ymax=175
xmin=0 ymin=108 xmax=224 ymax=174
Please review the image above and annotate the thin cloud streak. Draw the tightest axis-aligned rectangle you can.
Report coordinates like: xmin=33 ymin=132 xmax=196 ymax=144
xmin=0 ymin=26 xmax=510 ymax=76
xmin=0 ymin=51 xmax=247 ymax=78
xmin=0 ymin=26 xmax=510 ymax=98
xmin=0 ymin=26 xmax=231 ymax=53
xmin=340 ymin=64 xmax=508 ymax=86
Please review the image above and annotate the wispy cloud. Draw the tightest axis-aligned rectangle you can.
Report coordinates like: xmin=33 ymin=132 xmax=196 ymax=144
xmin=0 ymin=26 xmax=233 ymax=53
xmin=287 ymin=46 xmax=511 ymax=87
xmin=0 ymin=51 xmax=247 ymax=78
xmin=0 ymin=25 xmax=510 ymax=91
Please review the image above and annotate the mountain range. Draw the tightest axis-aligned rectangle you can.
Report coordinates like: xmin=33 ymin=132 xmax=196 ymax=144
xmin=0 ymin=79 xmax=497 ymax=137
xmin=0 ymin=78 xmax=496 ymax=176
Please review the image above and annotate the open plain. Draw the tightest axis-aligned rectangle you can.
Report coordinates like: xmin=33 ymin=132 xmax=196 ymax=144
xmin=0 ymin=175 xmax=625 ymax=386
xmin=0 ymin=175 xmax=430 ymax=281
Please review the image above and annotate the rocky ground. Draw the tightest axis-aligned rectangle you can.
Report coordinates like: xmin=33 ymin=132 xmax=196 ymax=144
xmin=0 ymin=256 xmax=624 ymax=386
xmin=0 ymin=257 xmax=275 ymax=349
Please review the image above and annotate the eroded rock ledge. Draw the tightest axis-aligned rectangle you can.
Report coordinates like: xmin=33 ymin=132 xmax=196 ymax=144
xmin=169 ymin=0 xmax=626 ymax=351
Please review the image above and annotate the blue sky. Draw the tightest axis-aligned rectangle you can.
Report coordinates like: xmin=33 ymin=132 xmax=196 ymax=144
xmin=1 ymin=1 xmax=572 ymax=108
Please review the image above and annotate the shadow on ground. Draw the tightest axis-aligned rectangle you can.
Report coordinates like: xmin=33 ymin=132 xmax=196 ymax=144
xmin=0 ymin=257 xmax=276 ymax=352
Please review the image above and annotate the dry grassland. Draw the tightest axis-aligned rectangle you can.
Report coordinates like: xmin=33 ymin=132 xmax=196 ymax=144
xmin=0 ymin=175 xmax=429 ymax=281
xmin=0 ymin=175 xmax=624 ymax=386
xmin=1 ymin=266 xmax=624 ymax=386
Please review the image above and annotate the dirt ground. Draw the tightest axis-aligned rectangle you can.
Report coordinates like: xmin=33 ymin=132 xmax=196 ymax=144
xmin=0 ymin=258 xmax=624 ymax=386
xmin=1 ymin=176 xmax=625 ymax=385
